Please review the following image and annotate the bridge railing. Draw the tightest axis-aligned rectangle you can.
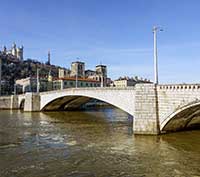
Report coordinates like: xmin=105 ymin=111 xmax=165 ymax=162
xmin=158 ymin=84 xmax=200 ymax=90
xmin=39 ymin=86 xmax=136 ymax=95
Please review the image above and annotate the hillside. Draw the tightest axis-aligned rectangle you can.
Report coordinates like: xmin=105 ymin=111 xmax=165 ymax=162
xmin=0 ymin=53 xmax=61 ymax=95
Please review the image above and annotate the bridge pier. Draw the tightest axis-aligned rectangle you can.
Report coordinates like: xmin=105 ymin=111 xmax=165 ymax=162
xmin=10 ymin=95 xmax=19 ymax=109
xmin=134 ymin=84 xmax=160 ymax=135
xmin=24 ymin=93 xmax=40 ymax=111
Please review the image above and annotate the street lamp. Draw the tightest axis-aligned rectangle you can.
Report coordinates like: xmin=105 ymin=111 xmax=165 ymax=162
xmin=36 ymin=67 xmax=40 ymax=93
xmin=153 ymin=26 xmax=163 ymax=85
xmin=101 ymin=75 xmax=103 ymax=88
xmin=14 ymin=80 xmax=16 ymax=95
xmin=75 ymin=64 xmax=78 ymax=88
xmin=0 ymin=57 xmax=2 ymax=96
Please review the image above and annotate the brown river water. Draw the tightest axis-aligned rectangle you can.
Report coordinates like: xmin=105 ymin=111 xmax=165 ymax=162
xmin=0 ymin=109 xmax=199 ymax=177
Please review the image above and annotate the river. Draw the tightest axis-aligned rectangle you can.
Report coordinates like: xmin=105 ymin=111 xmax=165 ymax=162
xmin=0 ymin=109 xmax=199 ymax=177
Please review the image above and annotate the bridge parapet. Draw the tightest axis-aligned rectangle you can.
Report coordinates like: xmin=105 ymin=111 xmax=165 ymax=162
xmin=158 ymin=84 xmax=200 ymax=90
xmin=39 ymin=86 xmax=136 ymax=95
xmin=157 ymin=84 xmax=200 ymax=131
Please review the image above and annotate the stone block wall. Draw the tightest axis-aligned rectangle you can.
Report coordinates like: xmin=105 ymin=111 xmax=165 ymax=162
xmin=157 ymin=84 xmax=200 ymax=129
xmin=0 ymin=96 xmax=12 ymax=109
xmin=134 ymin=84 xmax=160 ymax=135
xmin=24 ymin=93 xmax=40 ymax=111
xmin=0 ymin=95 xmax=19 ymax=109
xmin=10 ymin=95 xmax=19 ymax=109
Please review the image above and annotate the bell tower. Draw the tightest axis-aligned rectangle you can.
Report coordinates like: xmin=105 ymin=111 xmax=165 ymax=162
xmin=47 ymin=51 xmax=51 ymax=65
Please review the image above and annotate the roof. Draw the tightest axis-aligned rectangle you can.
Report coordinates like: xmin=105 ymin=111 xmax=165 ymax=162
xmin=71 ymin=61 xmax=85 ymax=64
xmin=96 ymin=64 xmax=107 ymax=68
xmin=85 ymin=69 xmax=95 ymax=72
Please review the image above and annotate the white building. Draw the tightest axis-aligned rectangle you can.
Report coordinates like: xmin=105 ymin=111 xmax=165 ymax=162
xmin=2 ymin=43 xmax=23 ymax=60
xmin=113 ymin=76 xmax=151 ymax=87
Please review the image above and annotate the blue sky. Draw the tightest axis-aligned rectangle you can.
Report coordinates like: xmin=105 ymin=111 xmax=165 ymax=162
xmin=1 ymin=0 xmax=200 ymax=83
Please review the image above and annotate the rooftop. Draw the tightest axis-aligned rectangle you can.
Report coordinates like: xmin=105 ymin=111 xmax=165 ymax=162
xmin=71 ymin=61 xmax=85 ymax=64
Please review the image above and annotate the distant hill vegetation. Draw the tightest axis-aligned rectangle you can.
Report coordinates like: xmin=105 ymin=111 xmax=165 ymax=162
xmin=0 ymin=53 xmax=60 ymax=94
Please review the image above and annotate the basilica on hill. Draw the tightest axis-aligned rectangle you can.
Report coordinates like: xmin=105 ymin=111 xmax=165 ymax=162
xmin=2 ymin=42 xmax=23 ymax=60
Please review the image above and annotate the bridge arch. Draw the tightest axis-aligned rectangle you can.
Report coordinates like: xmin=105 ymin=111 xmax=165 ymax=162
xmin=40 ymin=88 xmax=135 ymax=116
xmin=160 ymin=101 xmax=200 ymax=132
xmin=42 ymin=95 xmax=119 ymax=110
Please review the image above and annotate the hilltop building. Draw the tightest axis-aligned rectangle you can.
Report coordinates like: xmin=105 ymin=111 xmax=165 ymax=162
xmin=2 ymin=43 xmax=23 ymax=60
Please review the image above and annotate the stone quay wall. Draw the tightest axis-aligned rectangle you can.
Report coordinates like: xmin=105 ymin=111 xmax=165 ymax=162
xmin=0 ymin=95 xmax=18 ymax=109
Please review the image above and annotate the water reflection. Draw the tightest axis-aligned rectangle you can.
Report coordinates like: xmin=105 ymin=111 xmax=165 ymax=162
xmin=0 ymin=109 xmax=199 ymax=177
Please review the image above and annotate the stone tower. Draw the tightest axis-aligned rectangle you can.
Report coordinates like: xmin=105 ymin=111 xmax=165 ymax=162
xmin=16 ymin=45 xmax=23 ymax=60
xmin=11 ymin=43 xmax=17 ymax=56
xmin=70 ymin=61 xmax=85 ymax=78
xmin=96 ymin=65 xmax=107 ymax=87
xmin=3 ymin=46 xmax=7 ymax=53
xmin=47 ymin=51 xmax=51 ymax=65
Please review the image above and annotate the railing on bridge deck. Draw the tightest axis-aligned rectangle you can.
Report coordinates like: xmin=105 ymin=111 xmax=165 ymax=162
xmin=39 ymin=86 xmax=136 ymax=95
xmin=158 ymin=84 xmax=200 ymax=90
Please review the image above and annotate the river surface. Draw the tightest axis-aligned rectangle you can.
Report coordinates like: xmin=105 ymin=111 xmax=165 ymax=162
xmin=0 ymin=109 xmax=199 ymax=177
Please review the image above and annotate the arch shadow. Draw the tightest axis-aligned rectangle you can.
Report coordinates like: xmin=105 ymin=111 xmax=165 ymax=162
xmin=41 ymin=95 xmax=134 ymax=129
xmin=41 ymin=95 xmax=131 ymax=116
xmin=19 ymin=99 xmax=25 ymax=110
xmin=161 ymin=101 xmax=200 ymax=133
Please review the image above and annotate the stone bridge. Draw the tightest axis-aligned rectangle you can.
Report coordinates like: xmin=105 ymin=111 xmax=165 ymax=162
xmin=2 ymin=83 xmax=200 ymax=135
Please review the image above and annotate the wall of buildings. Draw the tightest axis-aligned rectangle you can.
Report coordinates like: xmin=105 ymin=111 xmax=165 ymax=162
xmin=16 ymin=77 xmax=53 ymax=93
xmin=53 ymin=78 xmax=101 ymax=90
xmin=113 ymin=77 xmax=151 ymax=87
xmin=58 ymin=68 xmax=70 ymax=78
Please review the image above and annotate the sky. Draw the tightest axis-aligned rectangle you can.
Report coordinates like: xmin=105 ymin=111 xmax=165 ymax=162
xmin=1 ymin=0 xmax=200 ymax=83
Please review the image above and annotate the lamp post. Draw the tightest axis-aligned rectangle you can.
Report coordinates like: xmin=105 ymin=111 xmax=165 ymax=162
xmin=101 ymin=75 xmax=103 ymax=88
xmin=0 ymin=57 xmax=2 ymax=96
xmin=14 ymin=81 xmax=16 ymax=95
xmin=75 ymin=64 xmax=78 ymax=88
xmin=153 ymin=26 xmax=163 ymax=85
xmin=36 ymin=67 xmax=40 ymax=93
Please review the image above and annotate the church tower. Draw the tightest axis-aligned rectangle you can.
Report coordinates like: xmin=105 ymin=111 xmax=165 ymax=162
xmin=16 ymin=45 xmax=23 ymax=60
xmin=3 ymin=46 xmax=7 ymax=54
xmin=47 ymin=51 xmax=51 ymax=65
xmin=11 ymin=42 xmax=17 ymax=56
